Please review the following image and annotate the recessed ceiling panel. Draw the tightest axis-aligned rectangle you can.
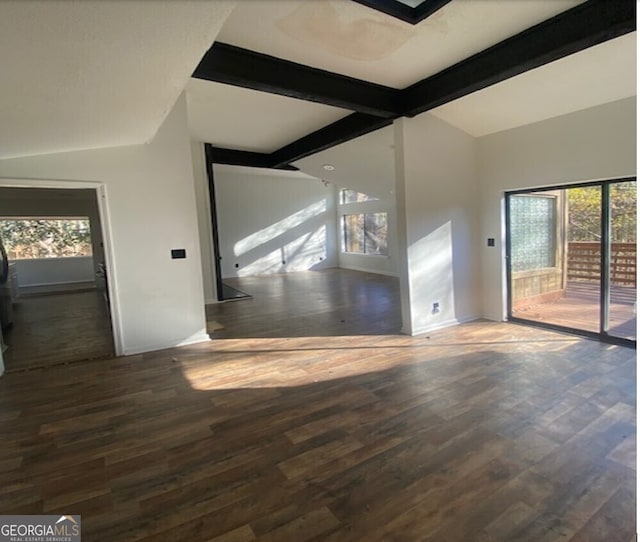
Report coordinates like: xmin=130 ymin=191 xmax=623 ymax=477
xmin=216 ymin=0 xmax=584 ymax=89
xmin=430 ymin=32 xmax=637 ymax=137
xmin=186 ymin=79 xmax=351 ymax=152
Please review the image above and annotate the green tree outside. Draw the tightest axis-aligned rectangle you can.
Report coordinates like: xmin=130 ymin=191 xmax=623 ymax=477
xmin=0 ymin=218 xmax=92 ymax=259
xmin=568 ymin=182 xmax=636 ymax=242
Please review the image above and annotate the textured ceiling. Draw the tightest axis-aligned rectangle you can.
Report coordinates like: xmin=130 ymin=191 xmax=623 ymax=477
xmin=187 ymin=80 xmax=350 ymax=153
xmin=216 ymin=0 xmax=584 ymax=88
xmin=430 ymin=32 xmax=637 ymax=137
xmin=0 ymin=0 xmax=634 ymax=167
xmin=0 ymin=0 xmax=236 ymax=159
xmin=293 ymin=30 xmax=636 ymax=184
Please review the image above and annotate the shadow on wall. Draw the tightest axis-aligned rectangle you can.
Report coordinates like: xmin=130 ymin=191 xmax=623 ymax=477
xmin=232 ymin=199 xmax=331 ymax=277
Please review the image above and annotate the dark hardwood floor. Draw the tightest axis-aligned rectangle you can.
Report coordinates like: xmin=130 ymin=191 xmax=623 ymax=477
xmin=0 ymin=270 xmax=635 ymax=541
xmin=206 ymin=269 xmax=402 ymax=338
xmin=2 ymin=289 xmax=114 ymax=372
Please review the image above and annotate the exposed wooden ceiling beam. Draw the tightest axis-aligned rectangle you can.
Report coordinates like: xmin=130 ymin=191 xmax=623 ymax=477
xmin=270 ymin=113 xmax=393 ymax=168
xmin=207 ymin=147 xmax=298 ymax=171
xmin=202 ymin=0 xmax=635 ymax=169
xmin=401 ymin=0 xmax=636 ymax=117
xmin=194 ymin=43 xmax=399 ymax=119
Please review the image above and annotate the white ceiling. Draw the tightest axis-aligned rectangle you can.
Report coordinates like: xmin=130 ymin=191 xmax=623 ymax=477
xmin=294 ymin=30 xmax=637 ymax=184
xmin=0 ymin=0 xmax=235 ymax=160
xmin=294 ymin=125 xmax=395 ymax=197
xmin=187 ymin=80 xmax=350 ymax=153
xmin=0 ymin=0 xmax=634 ymax=167
xmin=431 ymin=32 xmax=637 ymax=137
xmin=216 ymin=0 xmax=584 ymax=88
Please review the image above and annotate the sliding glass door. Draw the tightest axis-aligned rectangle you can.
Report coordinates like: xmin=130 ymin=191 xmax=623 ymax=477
xmin=605 ymin=180 xmax=637 ymax=340
xmin=507 ymin=179 xmax=636 ymax=345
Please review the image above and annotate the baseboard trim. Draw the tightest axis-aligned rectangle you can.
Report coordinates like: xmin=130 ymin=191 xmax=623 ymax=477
xmin=123 ymin=331 xmax=212 ymax=357
xmin=409 ymin=315 xmax=480 ymax=337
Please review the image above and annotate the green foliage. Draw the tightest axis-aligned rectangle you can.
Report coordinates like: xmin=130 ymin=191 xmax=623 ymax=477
xmin=0 ymin=218 xmax=92 ymax=259
xmin=568 ymin=182 xmax=636 ymax=242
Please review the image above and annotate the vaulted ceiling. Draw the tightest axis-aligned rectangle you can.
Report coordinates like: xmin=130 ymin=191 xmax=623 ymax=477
xmin=192 ymin=0 xmax=635 ymax=170
xmin=0 ymin=0 xmax=635 ymax=166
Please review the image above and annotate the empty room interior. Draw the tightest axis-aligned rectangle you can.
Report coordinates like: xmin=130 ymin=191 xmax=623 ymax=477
xmin=0 ymin=1 xmax=636 ymax=541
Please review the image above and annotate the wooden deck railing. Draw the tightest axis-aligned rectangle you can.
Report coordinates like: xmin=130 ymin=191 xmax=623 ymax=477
xmin=567 ymin=242 xmax=636 ymax=287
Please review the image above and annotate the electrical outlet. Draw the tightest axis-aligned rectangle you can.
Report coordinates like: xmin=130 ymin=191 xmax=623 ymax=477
xmin=432 ymin=302 xmax=440 ymax=314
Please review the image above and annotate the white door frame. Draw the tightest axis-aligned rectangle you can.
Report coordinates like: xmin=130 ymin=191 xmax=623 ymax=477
xmin=0 ymin=177 xmax=123 ymax=356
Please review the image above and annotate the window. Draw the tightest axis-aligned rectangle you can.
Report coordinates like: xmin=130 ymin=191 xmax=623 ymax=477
xmin=342 ymin=213 xmax=388 ymax=256
xmin=509 ymin=195 xmax=556 ymax=271
xmin=340 ymin=189 xmax=379 ymax=204
xmin=0 ymin=218 xmax=92 ymax=259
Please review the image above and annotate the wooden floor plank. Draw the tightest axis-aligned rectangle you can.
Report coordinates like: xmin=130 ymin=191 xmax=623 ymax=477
xmin=0 ymin=270 xmax=635 ymax=541
xmin=3 ymin=290 xmax=114 ymax=371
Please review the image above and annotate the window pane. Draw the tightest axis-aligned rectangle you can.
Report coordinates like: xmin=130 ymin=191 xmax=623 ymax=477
xmin=340 ymin=189 xmax=379 ymax=204
xmin=0 ymin=218 xmax=92 ymax=259
xmin=509 ymin=196 xmax=556 ymax=271
xmin=364 ymin=213 xmax=388 ymax=255
xmin=343 ymin=214 xmax=364 ymax=253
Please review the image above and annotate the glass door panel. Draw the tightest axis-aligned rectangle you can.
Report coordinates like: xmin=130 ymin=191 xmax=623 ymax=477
xmin=605 ymin=181 xmax=636 ymax=340
xmin=509 ymin=186 xmax=602 ymax=333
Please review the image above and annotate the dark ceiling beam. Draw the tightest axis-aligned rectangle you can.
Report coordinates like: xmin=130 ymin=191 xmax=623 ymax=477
xmin=207 ymin=147 xmax=298 ymax=171
xmin=270 ymin=113 xmax=393 ymax=168
xmin=203 ymin=0 xmax=634 ymax=170
xmin=351 ymin=0 xmax=452 ymax=24
xmin=194 ymin=43 xmax=399 ymax=118
xmin=400 ymin=0 xmax=636 ymax=117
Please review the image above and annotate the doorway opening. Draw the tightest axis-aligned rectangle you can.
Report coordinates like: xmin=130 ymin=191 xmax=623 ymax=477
xmin=0 ymin=187 xmax=115 ymax=371
xmin=506 ymin=178 xmax=636 ymax=346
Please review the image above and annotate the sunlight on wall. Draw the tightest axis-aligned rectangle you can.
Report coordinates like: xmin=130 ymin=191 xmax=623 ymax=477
xmin=238 ymin=225 xmax=327 ymax=277
xmin=408 ymin=221 xmax=456 ymax=332
xmin=234 ymin=200 xmax=327 ymax=257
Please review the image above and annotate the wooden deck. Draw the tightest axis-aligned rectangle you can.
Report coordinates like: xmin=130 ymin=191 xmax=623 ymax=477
xmin=512 ymin=282 xmax=636 ymax=340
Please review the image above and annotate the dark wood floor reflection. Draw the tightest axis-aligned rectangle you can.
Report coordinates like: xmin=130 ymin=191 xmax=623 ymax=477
xmin=206 ymin=269 xmax=402 ymax=338
xmin=3 ymin=290 xmax=114 ymax=372
xmin=0 ymin=311 xmax=635 ymax=540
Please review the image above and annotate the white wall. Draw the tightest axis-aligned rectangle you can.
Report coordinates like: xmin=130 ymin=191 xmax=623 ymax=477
xmin=190 ymin=141 xmax=217 ymax=304
xmin=212 ymin=166 xmax=337 ymax=278
xmin=295 ymin=126 xmax=400 ymax=277
xmin=14 ymin=257 xmax=94 ymax=291
xmin=395 ymin=114 xmax=481 ymax=335
xmin=0 ymin=94 xmax=208 ymax=355
xmin=478 ymin=97 xmax=637 ymax=321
